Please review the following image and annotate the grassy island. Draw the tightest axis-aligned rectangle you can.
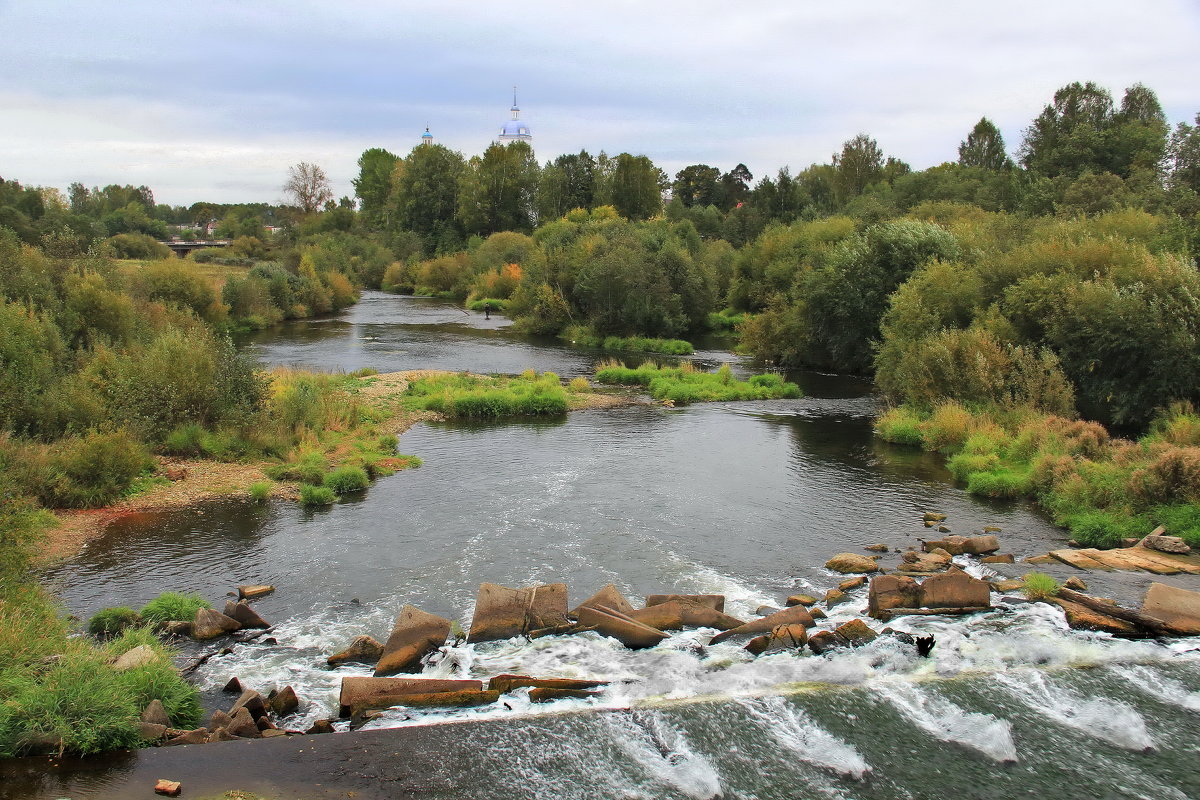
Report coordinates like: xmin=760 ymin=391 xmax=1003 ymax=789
xmin=594 ymin=361 xmax=801 ymax=404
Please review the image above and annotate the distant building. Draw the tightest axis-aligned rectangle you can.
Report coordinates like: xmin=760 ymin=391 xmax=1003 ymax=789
xmin=421 ymin=126 xmax=434 ymax=146
xmin=497 ymin=87 xmax=532 ymax=146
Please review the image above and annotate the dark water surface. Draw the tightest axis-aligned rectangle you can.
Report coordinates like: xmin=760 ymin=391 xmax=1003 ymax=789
xmin=13 ymin=292 xmax=1200 ymax=799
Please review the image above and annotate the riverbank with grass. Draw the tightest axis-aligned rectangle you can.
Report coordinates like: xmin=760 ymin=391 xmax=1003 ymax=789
xmin=875 ymin=401 xmax=1200 ymax=548
xmin=594 ymin=360 xmax=801 ymax=405
xmin=562 ymin=325 xmax=695 ymax=355
xmin=400 ymin=369 xmax=634 ymax=420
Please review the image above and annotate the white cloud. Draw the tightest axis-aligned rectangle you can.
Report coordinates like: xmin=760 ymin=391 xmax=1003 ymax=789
xmin=1 ymin=1 xmax=1197 ymax=203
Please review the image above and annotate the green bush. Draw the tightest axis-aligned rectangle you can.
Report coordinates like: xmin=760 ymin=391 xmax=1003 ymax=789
xmin=300 ymin=484 xmax=337 ymax=506
xmin=162 ymin=423 xmax=205 ymax=455
xmin=139 ymin=592 xmax=210 ymax=627
xmin=404 ymin=372 xmax=571 ymax=419
xmin=1061 ymin=510 xmax=1137 ymax=549
xmin=467 ymin=298 xmax=509 ymax=313
xmin=87 ymin=607 xmax=141 ymax=637
xmin=324 ymin=466 xmax=369 ymax=494
xmin=265 ymin=450 xmax=327 ymax=485
xmin=1022 ymin=572 xmax=1060 ymax=602
xmin=248 ymin=481 xmax=272 ymax=502
xmin=965 ymin=467 xmax=1032 ymax=499
xmin=875 ymin=407 xmax=925 ymax=446
xmin=42 ymin=431 xmax=150 ymax=508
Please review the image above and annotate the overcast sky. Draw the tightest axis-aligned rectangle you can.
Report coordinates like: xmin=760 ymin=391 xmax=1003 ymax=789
xmin=2 ymin=1 xmax=1198 ymax=206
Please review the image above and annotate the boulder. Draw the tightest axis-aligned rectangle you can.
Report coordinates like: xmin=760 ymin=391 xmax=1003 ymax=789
xmin=339 ymin=676 xmax=484 ymax=717
xmin=1023 ymin=554 xmax=1056 ymax=564
xmin=868 ymin=575 xmax=922 ymax=619
xmin=1063 ymin=576 xmax=1088 ymax=592
xmin=709 ymin=605 xmax=815 ymax=644
xmin=991 ymin=579 xmax=1024 ymax=593
xmin=223 ymin=600 xmax=270 ymax=629
xmin=807 ymin=619 xmax=877 ymax=655
xmin=222 ymin=676 xmax=242 ymax=693
xmin=191 ymin=608 xmax=241 ymax=640
xmin=140 ymin=699 xmax=171 ymax=727
xmin=1141 ymin=582 xmax=1200 ymax=635
xmin=229 ymin=690 xmax=268 ymax=720
xmin=744 ymin=623 xmax=808 ymax=655
xmin=528 ymin=687 xmax=602 ymax=702
xmin=162 ymin=620 xmax=192 ymax=637
xmin=327 ymin=635 xmax=384 ymax=667
xmin=208 ymin=710 xmax=232 ymax=730
xmin=809 ymin=607 xmax=827 ymax=620
xmin=865 ymin=543 xmax=890 ymax=552
xmin=306 ymin=719 xmax=336 ymax=734
xmin=488 ymin=674 xmax=608 ymax=693
xmin=164 ymin=728 xmax=209 ymax=746
xmin=923 ymin=536 xmax=969 ymax=555
xmin=837 ymin=576 xmax=867 ymax=592
xmin=207 ymin=727 xmax=238 ymax=743
xmin=1139 ymin=534 xmax=1191 ymax=555
xmin=388 ymin=688 xmax=500 ymax=709
xmin=255 ymin=715 xmax=277 ymax=731
xmin=646 ymin=594 xmax=725 ymax=612
xmin=138 ymin=722 xmax=167 ymax=742
xmin=238 ymin=585 xmax=275 ymax=600
xmin=570 ymin=584 xmax=636 ymax=617
xmin=919 ymin=572 xmax=991 ymax=609
xmin=1053 ymin=599 xmax=1140 ymax=636
xmin=825 ymin=553 xmax=880 ymax=574
xmin=981 ymin=554 xmax=1015 ymax=564
xmin=823 ymin=589 xmax=846 ymax=608
xmin=898 ymin=553 xmax=950 ymax=573
xmin=225 ymin=707 xmax=260 ymax=738
xmin=755 ymin=605 xmax=781 ymax=616
xmin=269 ymin=685 xmax=300 ymax=717
xmin=467 ymin=582 xmax=570 ymax=643
xmin=923 ymin=512 xmax=947 ymax=523
xmin=114 ymin=645 xmax=160 ymax=672
xmin=964 ymin=535 xmax=1001 ymax=554
xmin=154 ymin=779 xmax=183 ymax=796
xmin=261 ymin=729 xmax=288 ymax=738
xmin=575 ymin=605 xmax=669 ymax=649
xmin=373 ymin=605 xmax=452 ymax=676
xmin=786 ymin=594 xmax=818 ymax=607
xmin=628 ymin=599 xmax=744 ymax=631
xmin=835 ymin=618 xmax=878 ymax=645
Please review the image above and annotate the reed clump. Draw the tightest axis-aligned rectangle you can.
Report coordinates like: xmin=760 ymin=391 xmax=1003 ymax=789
xmin=403 ymin=371 xmax=573 ymax=419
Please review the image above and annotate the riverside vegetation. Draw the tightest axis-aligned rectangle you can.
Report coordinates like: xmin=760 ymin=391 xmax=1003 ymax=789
xmin=1 ymin=77 xmax=1200 ymax=756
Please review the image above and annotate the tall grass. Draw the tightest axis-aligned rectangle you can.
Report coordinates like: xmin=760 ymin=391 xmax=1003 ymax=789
xmin=404 ymin=371 xmax=571 ymax=418
xmin=593 ymin=361 xmax=801 ymax=404
xmin=139 ymin=592 xmax=210 ymax=627
xmin=562 ymin=326 xmax=694 ymax=355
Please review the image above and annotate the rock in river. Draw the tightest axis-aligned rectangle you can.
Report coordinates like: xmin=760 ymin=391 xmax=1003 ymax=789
xmin=825 ymin=553 xmax=880 ymax=574
xmin=575 ymin=605 xmax=669 ymax=649
xmin=327 ymin=635 xmax=384 ymax=667
xmin=570 ymin=584 xmax=636 ymax=617
xmin=374 ymin=605 xmax=452 ymax=676
xmin=191 ymin=608 xmax=241 ymax=640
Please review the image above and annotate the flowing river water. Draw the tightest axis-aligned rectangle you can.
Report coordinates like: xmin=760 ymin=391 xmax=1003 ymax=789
xmin=10 ymin=292 xmax=1200 ymax=799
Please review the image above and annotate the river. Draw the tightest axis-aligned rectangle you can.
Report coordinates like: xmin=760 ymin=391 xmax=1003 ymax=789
xmin=12 ymin=292 xmax=1200 ymax=799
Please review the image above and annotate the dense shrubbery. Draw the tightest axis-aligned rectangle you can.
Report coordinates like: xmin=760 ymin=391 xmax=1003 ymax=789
xmin=876 ymin=402 xmax=1200 ymax=548
xmin=594 ymin=361 xmax=801 ymax=404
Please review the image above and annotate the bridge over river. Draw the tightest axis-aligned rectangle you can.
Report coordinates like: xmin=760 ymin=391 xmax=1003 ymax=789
xmin=160 ymin=239 xmax=230 ymax=257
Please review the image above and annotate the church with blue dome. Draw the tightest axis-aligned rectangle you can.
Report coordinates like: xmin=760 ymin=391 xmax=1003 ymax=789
xmin=497 ymin=87 xmax=532 ymax=146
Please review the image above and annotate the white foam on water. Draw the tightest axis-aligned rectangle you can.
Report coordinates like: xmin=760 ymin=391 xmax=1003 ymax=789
xmin=878 ymin=679 xmax=1018 ymax=762
xmin=604 ymin=711 xmax=723 ymax=800
xmin=735 ymin=695 xmax=870 ymax=778
xmin=1109 ymin=663 xmax=1200 ymax=712
xmin=993 ymin=668 xmax=1155 ymax=751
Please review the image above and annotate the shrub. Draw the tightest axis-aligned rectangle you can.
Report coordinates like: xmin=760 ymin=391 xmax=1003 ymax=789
xmin=324 ymin=466 xmax=369 ymax=494
xmin=592 ymin=361 xmax=801 ymax=404
xmin=300 ymin=484 xmax=337 ymax=506
xmin=918 ymin=402 xmax=975 ymax=453
xmin=139 ymin=592 xmax=210 ymax=627
xmin=875 ymin=406 xmax=925 ymax=446
xmin=1022 ymin=572 xmax=1060 ymax=602
xmin=43 ymin=431 xmax=150 ymax=508
xmin=265 ymin=449 xmax=327 ymax=485
xmin=163 ymin=423 xmax=205 ymax=456
xmin=86 ymin=607 xmax=141 ymax=637
xmin=966 ymin=467 xmax=1032 ymax=499
xmin=1061 ymin=510 xmax=1137 ymax=548
xmin=568 ymin=377 xmax=591 ymax=393
xmin=105 ymin=233 xmax=172 ymax=260
xmin=248 ymin=481 xmax=272 ymax=503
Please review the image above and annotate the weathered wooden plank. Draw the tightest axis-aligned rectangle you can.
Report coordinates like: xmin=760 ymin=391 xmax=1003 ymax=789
xmin=1078 ymin=548 xmax=1180 ymax=575
xmin=1049 ymin=549 xmax=1114 ymax=571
